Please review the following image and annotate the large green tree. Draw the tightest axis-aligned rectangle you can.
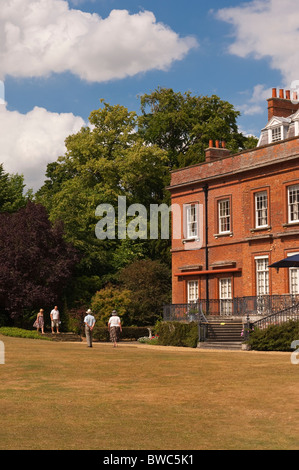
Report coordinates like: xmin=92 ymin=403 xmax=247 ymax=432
xmin=36 ymin=102 xmax=169 ymax=303
xmin=138 ymin=87 xmax=257 ymax=169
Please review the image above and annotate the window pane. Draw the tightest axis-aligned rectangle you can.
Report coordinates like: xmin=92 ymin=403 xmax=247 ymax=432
xmin=288 ymin=185 xmax=299 ymax=222
xmin=188 ymin=281 xmax=198 ymax=303
xmin=219 ymin=278 xmax=232 ymax=315
xmin=256 ymin=258 xmax=269 ymax=295
xmin=218 ymin=199 xmax=230 ymax=233
xmin=272 ymin=127 xmax=281 ymax=142
xmin=186 ymin=204 xmax=198 ymax=238
xmin=290 ymin=268 xmax=299 ymax=294
xmin=255 ymin=191 xmax=268 ymax=227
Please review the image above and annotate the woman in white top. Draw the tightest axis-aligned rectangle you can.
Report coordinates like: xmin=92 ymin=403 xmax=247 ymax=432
xmin=108 ymin=310 xmax=122 ymax=348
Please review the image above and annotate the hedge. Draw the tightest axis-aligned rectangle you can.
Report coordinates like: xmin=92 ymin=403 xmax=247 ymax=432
xmin=247 ymin=320 xmax=299 ymax=351
xmin=92 ymin=326 xmax=151 ymax=342
xmin=0 ymin=327 xmax=52 ymax=340
xmin=155 ymin=321 xmax=199 ymax=348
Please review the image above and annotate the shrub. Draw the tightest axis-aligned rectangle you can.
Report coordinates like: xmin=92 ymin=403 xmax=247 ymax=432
xmin=247 ymin=320 xmax=299 ymax=351
xmin=138 ymin=335 xmax=159 ymax=345
xmin=155 ymin=321 xmax=199 ymax=348
xmin=90 ymin=285 xmax=132 ymax=325
xmin=93 ymin=326 xmax=150 ymax=342
xmin=0 ymin=327 xmax=52 ymax=340
xmin=119 ymin=259 xmax=171 ymax=326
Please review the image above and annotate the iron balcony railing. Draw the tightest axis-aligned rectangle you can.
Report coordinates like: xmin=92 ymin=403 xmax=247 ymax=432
xmin=163 ymin=295 xmax=299 ymax=321
xmin=252 ymin=302 xmax=299 ymax=330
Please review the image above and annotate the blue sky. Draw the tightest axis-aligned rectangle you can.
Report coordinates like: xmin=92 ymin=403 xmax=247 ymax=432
xmin=0 ymin=0 xmax=296 ymax=190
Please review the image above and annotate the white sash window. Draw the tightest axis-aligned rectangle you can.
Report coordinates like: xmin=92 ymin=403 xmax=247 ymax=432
xmin=255 ymin=191 xmax=268 ymax=228
xmin=187 ymin=280 xmax=198 ymax=303
xmin=288 ymin=185 xmax=299 ymax=223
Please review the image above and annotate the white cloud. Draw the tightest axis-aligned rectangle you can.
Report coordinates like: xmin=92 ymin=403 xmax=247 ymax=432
xmin=237 ymin=84 xmax=271 ymax=116
xmin=216 ymin=0 xmax=299 ymax=86
xmin=0 ymin=0 xmax=198 ymax=82
xmin=0 ymin=104 xmax=85 ymax=191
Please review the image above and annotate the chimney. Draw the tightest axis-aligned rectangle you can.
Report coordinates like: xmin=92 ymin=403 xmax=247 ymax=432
xmin=268 ymin=87 xmax=299 ymax=120
xmin=205 ymin=140 xmax=230 ymax=162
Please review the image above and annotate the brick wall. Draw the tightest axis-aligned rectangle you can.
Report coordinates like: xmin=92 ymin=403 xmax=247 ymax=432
xmin=169 ymin=136 xmax=299 ymax=304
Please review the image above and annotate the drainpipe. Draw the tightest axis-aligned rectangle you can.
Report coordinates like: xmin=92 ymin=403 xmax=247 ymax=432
xmin=203 ymin=185 xmax=209 ymax=309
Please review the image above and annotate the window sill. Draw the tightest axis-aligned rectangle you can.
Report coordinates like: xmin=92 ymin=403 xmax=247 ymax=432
xmin=283 ymin=222 xmax=299 ymax=227
xmin=182 ymin=238 xmax=200 ymax=244
xmin=250 ymin=226 xmax=271 ymax=233
xmin=214 ymin=232 xmax=233 ymax=239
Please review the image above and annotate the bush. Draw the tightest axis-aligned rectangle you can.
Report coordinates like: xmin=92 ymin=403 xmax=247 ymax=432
xmin=0 ymin=327 xmax=52 ymax=340
xmin=155 ymin=321 xmax=199 ymax=348
xmin=138 ymin=335 xmax=159 ymax=345
xmin=247 ymin=320 xmax=299 ymax=351
xmin=90 ymin=286 xmax=132 ymax=325
xmin=119 ymin=260 xmax=171 ymax=326
xmin=93 ymin=326 xmax=150 ymax=342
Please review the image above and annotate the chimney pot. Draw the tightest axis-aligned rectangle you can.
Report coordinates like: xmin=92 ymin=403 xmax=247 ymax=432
xmin=215 ymin=140 xmax=219 ymax=148
xmin=268 ymin=87 xmax=299 ymax=120
xmin=209 ymin=139 xmax=213 ymax=148
xmin=222 ymin=141 xmax=226 ymax=149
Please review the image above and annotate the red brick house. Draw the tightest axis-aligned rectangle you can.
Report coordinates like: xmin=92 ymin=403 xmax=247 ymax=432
xmin=168 ymin=88 xmax=299 ymax=318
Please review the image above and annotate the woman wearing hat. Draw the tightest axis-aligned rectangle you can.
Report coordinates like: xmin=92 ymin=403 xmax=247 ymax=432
xmin=108 ymin=310 xmax=122 ymax=347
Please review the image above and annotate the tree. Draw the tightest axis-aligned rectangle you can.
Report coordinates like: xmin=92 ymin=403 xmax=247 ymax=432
xmin=36 ymin=102 xmax=169 ymax=285
xmin=90 ymin=285 xmax=132 ymax=326
xmin=0 ymin=164 xmax=28 ymax=213
xmin=138 ymin=87 xmax=258 ymax=169
xmin=0 ymin=201 xmax=79 ymax=320
xmin=119 ymin=259 xmax=171 ymax=325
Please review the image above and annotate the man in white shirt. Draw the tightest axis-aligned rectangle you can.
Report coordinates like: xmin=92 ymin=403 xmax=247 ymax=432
xmin=50 ymin=306 xmax=60 ymax=334
xmin=84 ymin=309 xmax=96 ymax=348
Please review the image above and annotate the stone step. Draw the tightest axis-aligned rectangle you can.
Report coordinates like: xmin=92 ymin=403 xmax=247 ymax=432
xmin=43 ymin=332 xmax=82 ymax=342
xmin=198 ymin=341 xmax=243 ymax=350
xmin=207 ymin=321 xmax=243 ymax=342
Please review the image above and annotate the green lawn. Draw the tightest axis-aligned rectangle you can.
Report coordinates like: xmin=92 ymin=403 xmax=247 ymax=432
xmin=1 ymin=335 xmax=299 ymax=450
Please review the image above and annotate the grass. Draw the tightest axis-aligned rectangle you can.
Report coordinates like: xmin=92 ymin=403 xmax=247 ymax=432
xmin=1 ymin=334 xmax=299 ymax=450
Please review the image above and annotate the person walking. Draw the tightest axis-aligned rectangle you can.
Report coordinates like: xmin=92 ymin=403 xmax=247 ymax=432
xmin=50 ymin=305 xmax=60 ymax=334
xmin=108 ymin=310 xmax=122 ymax=348
xmin=33 ymin=309 xmax=45 ymax=334
xmin=84 ymin=309 xmax=96 ymax=348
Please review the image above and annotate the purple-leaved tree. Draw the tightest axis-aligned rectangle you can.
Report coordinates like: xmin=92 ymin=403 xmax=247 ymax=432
xmin=0 ymin=201 xmax=79 ymax=319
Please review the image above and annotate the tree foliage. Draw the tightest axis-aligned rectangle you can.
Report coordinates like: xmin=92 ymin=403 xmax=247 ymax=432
xmin=0 ymin=164 xmax=28 ymax=213
xmin=119 ymin=259 xmax=171 ymax=325
xmin=139 ymin=87 xmax=257 ymax=169
xmin=36 ymin=101 xmax=169 ymax=281
xmin=0 ymin=202 xmax=79 ymax=319
xmin=90 ymin=285 xmax=132 ymax=326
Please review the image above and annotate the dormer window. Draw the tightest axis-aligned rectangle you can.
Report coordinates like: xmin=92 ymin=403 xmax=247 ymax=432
xmin=271 ymin=126 xmax=282 ymax=142
xmin=258 ymin=116 xmax=291 ymax=147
